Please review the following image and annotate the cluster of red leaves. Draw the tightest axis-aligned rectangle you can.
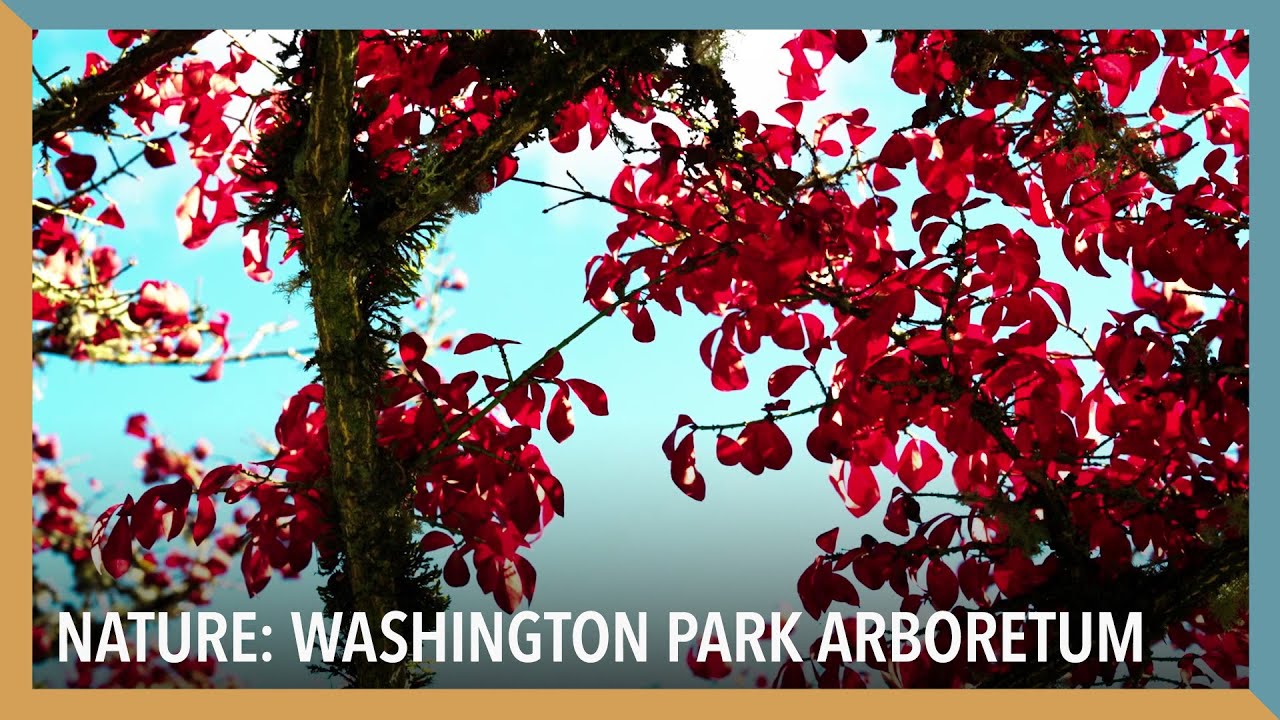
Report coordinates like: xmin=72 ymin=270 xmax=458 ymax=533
xmin=353 ymin=30 xmax=522 ymax=171
xmin=577 ymin=30 xmax=1249 ymax=688
xmin=91 ymin=331 xmax=608 ymax=613
xmin=114 ymin=35 xmax=276 ymax=275
xmin=94 ymin=397 xmax=329 ymax=598
xmin=38 ymin=31 xmax=277 ymax=283
xmin=33 ymin=423 xmax=235 ymax=687
xmin=32 ymin=203 xmax=231 ymax=375
xmin=34 ymin=31 xmax=249 ymax=376
xmin=174 ymin=29 xmax=538 ymax=270
xmin=48 ymin=31 xmax=668 ymax=285
xmin=79 ymin=30 xmax=657 ymax=617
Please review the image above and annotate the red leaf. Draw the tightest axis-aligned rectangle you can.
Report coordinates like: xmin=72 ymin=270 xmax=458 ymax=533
xmin=98 ymin=203 xmax=125 ymax=229
xmin=420 ymin=530 xmax=455 ymax=552
xmin=884 ymin=489 xmax=911 ymax=535
xmin=102 ymin=515 xmax=133 ymax=579
xmin=242 ymin=542 xmax=272 ymax=596
xmin=834 ymin=30 xmax=868 ymax=62
xmin=652 ymin=122 xmax=682 ymax=148
xmin=399 ymin=332 xmax=428 ymax=367
xmin=716 ymin=434 xmax=743 ymax=466
xmin=878 ymin=133 xmax=914 ymax=168
xmin=515 ymin=554 xmax=538 ymax=602
xmin=768 ymin=365 xmax=809 ymax=397
xmin=547 ymin=382 xmax=575 ymax=442
xmin=816 ymin=527 xmax=839 ymax=554
xmin=702 ymin=328 xmax=749 ymax=392
xmin=662 ymin=414 xmax=695 ymax=459
xmin=453 ymin=332 xmax=499 ymax=355
xmin=629 ymin=305 xmax=656 ymax=343
xmin=45 ymin=131 xmax=72 ymax=156
xmin=504 ymin=473 xmax=541 ymax=534
xmin=872 ymin=162 xmax=901 ymax=191
xmin=144 ymin=138 xmax=177 ymax=168
xmin=897 ymin=439 xmax=942 ymax=492
xmin=495 ymin=155 xmax=519 ymax=186
xmin=163 ymin=485 xmax=191 ymax=541
xmin=797 ymin=560 xmax=831 ymax=618
xmin=444 ymin=548 xmax=471 ymax=587
xmin=55 ymin=153 xmax=97 ymax=189
xmin=738 ymin=420 xmax=792 ymax=474
xmin=199 ymin=464 xmax=241 ymax=496
xmin=192 ymin=496 xmax=216 ymax=545
xmin=958 ymin=557 xmax=991 ymax=603
xmin=774 ymin=312 xmax=825 ymax=351
xmin=1035 ymin=280 xmax=1072 ymax=326
xmin=493 ymin=557 xmax=525 ymax=614
xmin=671 ymin=433 xmax=706 ymax=501
xmin=107 ymin=30 xmax=144 ymax=48
xmin=830 ymin=460 xmax=881 ymax=517
xmin=540 ymin=475 xmax=565 ymax=517
xmin=193 ymin=357 xmax=224 ymax=382
xmin=533 ymin=351 xmax=564 ymax=379
xmin=566 ymin=378 xmax=608 ymax=416
xmin=926 ymin=559 xmax=959 ymax=610
xmin=1222 ymin=30 xmax=1249 ymax=78
xmin=124 ymin=413 xmax=149 ymax=438
xmin=777 ymin=101 xmax=804 ymax=126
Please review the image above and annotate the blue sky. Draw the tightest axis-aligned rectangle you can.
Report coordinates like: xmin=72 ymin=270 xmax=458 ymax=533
xmin=32 ymin=30 xmax=1247 ymax=688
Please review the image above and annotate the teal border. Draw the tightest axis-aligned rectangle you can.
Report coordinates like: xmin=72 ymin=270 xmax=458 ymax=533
xmin=2 ymin=4 xmax=1268 ymax=30
xmin=18 ymin=2 xmax=1270 ymax=709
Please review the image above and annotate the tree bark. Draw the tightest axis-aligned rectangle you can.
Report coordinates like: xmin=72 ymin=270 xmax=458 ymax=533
xmin=286 ymin=30 xmax=688 ymax=687
xmin=289 ymin=30 xmax=417 ymax=689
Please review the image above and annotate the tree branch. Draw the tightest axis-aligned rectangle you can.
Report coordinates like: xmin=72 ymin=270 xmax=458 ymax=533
xmin=35 ymin=344 xmax=311 ymax=367
xmin=33 ymin=31 xmax=210 ymax=146
xmin=377 ymin=31 xmax=677 ymax=239
xmin=977 ymin=536 xmax=1247 ymax=688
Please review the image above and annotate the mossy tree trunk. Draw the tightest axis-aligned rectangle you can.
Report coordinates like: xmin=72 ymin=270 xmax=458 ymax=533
xmin=289 ymin=30 xmax=421 ymax=689
xmin=286 ymin=29 xmax=693 ymax=688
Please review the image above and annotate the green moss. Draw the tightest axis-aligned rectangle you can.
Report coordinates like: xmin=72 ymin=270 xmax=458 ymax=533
xmin=1207 ymin=572 xmax=1248 ymax=629
xmin=688 ymin=31 xmax=728 ymax=69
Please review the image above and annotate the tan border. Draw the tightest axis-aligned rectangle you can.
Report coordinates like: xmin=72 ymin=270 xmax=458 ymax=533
xmin=8 ymin=10 xmax=1273 ymax=716
xmin=9 ymin=0 xmax=37 ymax=697
xmin=10 ymin=689 xmax=1280 ymax=716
